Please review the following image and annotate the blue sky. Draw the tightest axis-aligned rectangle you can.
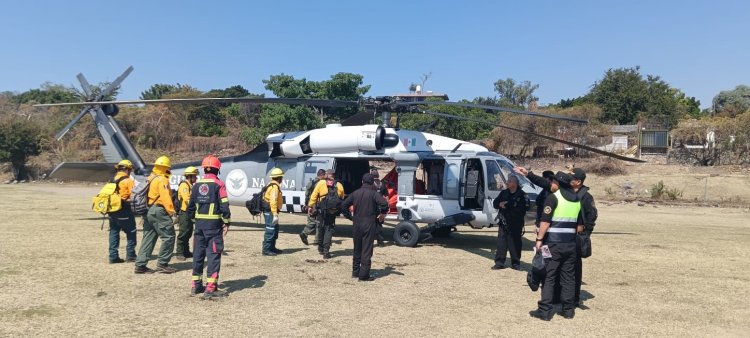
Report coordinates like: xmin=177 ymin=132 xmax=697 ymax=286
xmin=1 ymin=1 xmax=748 ymax=108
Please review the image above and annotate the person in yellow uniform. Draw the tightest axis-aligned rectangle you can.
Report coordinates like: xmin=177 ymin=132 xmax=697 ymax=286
xmin=262 ymin=168 xmax=284 ymax=256
xmin=108 ymin=159 xmax=137 ymax=264
xmin=307 ymin=169 xmax=345 ymax=259
xmin=134 ymin=155 xmax=177 ymax=274
xmin=175 ymin=166 xmax=199 ymax=261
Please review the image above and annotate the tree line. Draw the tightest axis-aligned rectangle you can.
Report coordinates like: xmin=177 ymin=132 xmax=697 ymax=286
xmin=1 ymin=66 xmax=749 ymax=180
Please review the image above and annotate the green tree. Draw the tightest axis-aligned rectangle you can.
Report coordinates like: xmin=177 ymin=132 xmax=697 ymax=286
xmin=11 ymin=83 xmax=78 ymax=104
xmin=712 ymin=85 xmax=750 ymax=117
xmin=493 ymin=78 xmax=539 ymax=108
xmin=0 ymin=118 xmax=43 ymax=180
xmin=140 ymin=83 xmax=182 ymax=100
xmin=589 ymin=66 xmax=698 ymax=127
xmin=250 ymin=72 xmax=371 ymax=146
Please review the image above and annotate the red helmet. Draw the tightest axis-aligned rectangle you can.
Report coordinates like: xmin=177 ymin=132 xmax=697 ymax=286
xmin=201 ymin=155 xmax=221 ymax=170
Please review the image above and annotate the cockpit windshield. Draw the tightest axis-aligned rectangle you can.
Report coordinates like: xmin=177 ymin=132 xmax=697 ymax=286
xmin=495 ymin=159 xmax=532 ymax=187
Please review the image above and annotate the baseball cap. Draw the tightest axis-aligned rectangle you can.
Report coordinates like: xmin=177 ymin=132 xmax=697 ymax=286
xmin=362 ymin=173 xmax=375 ymax=185
xmin=571 ymin=168 xmax=586 ymax=181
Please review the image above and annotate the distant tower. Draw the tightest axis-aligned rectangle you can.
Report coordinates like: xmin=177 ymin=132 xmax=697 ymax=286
xmin=415 ymin=85 xmax=422 ymax=94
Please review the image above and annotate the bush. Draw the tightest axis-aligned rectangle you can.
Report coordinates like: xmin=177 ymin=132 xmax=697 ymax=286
xmin=650 ymin=180 xmax=665 ymax=199
xmin=650 ymin=180 xmax=683 ymax=200
xmin=585 ymin=159 xmax=627 ymax=176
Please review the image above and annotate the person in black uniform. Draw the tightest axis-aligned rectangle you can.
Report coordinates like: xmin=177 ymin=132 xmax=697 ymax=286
xmin=529 ymin=171 xmax=584 ymax=321
xmin=570 ymin=168 xmax=597 ymax=308
xmin=341 ymin=173 xmax=388 ymax=282
xmin=370 ymin=169 xmax=387 ymax=246
xmin=491 ymin=175 xmax=530 ymax=270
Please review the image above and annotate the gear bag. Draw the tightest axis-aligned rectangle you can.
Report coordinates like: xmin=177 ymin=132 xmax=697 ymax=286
xmin=171 ymin=181 xmax=186 ymax=214
xmin=92 ymin=176 xmax=127 ymax=215
xmin=579 ymin=233 xmax=592 ymax=258
xmin=131 ymin=178 xmax=152 ymax=216
xmin=318 ymin=181 xmax=343 ymax=215
xmin=245 ymin=185 xmax=270 ymax=216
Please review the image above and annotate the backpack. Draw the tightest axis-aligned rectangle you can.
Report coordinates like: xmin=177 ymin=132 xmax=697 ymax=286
xmin=171 ymin=181 xmax=186 ymax=214
xmin=245 ymin=185 xmax=271 ymax=216
xmin=131 ymin=177 xmax=153 ymax=216
xmin=304 ymin=178 xmax=320 ymax=206
xmin=92 ymin=176 xmax=127 ymax=215
xmin=318 ymin=181 xmax=343 ymax=214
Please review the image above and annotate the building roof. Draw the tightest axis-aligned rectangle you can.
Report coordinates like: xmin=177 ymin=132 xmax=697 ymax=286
xmin=608 ymin=124 xmax=639 ymax=133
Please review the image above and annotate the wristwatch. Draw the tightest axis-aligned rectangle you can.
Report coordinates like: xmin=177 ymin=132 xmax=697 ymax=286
xmin=535 ymin=238 xmax=543 ymax=241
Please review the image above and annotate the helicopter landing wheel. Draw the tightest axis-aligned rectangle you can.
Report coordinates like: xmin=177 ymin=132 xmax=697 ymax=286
xmin=393 ymin=221 xmax=420 ymax=247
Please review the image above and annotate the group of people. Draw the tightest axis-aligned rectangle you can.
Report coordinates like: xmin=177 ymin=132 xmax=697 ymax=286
xmin=106 ymin=155 xmax=596 ymax=307
xmin=108 ymin=155 xmax=233 ymax=299
xmin=491 ymin=167 xmax=597 ymax=321
xmin=106 ymin=157 xmax=391 ymax=301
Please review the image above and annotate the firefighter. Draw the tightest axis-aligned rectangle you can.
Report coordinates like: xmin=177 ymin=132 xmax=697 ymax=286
xmin=307 ymin=169 xmax=345 ymax=259
xmin=262 ymin=168 xmax=284 ymax=256
xmin=299 ymin=169 xmax=325 ymax=245
xmin=341 ymin=173 xmax=388 ymax=281
xmin=370 ymin=169 xmax=387 ymax=246
xmin=529 ymin=172 xmax=583 ymax=321
xmin=108 ymin=159 xmax=137 ymax=264
xmin=491 ymin=175 xmax=530 ymax=270
xmin=175 ymin=166 xmax=199 ymax=261
xmin=187 ymin=155 xmax=231 ymax=299
xmin=134 ymin=155 xmax=177 ymax=274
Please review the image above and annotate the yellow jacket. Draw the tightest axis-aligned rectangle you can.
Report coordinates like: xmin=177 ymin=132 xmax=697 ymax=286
xmin=177 ymin=180 xmax=192 ymax=212
xmin=308 ymin=180 xmax=344 ymax=208
xmin=114 ymin=172 xmax=134 ymax=201
xmin=263 ymin=180 xmax=283 ymax=215
xmin=147 ymin=174 xmax=175 ymax=215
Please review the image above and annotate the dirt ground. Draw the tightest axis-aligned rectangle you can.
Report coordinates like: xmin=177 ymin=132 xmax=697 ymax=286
xmin=1 ymin=182 xmax=749 ymax=337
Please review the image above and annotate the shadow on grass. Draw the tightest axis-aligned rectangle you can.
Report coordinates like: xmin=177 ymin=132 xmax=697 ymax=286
xmin=222 ymin=275 xmax=268 ymax=293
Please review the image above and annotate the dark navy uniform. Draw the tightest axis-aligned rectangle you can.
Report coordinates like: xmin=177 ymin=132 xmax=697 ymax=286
xmin=575 ymin=184 xmax=597 ymax=305
xmin=342 ymin=174 xmax=388 ymax=281
xmin=492 ymin=186 xmax=530 ymax=269
xmin=533 ymin=176 xmax=583 ymax=320
xmin=187 ymin=173 xmax=231 ymax=294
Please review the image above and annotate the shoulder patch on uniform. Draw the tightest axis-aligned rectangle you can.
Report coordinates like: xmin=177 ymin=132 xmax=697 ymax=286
xmin=543 ymin=206 xmax=552 ymax=214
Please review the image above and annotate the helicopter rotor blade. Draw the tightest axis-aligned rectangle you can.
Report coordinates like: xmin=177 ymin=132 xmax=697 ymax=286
xmin=397 ymin=101 xmax=588 ymax=124
xmin=76 ymin=73 xmax=93 ymax=98
xmin=422 ymin=110 xmax=644 ymax=163
xmin=98 ymin=66 xmax=134 ymax=100
xmin=34 ymin=97 xmax=359 ymax=108
xmin=55 ymin=106 xmax=91 ymax=140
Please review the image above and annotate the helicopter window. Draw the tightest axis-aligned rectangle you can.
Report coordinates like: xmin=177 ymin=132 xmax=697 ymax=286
xmin=485 ymin=160 xmax=505 ymax=191
xmin=495 ymin=159 xmax=532 ymax=186
xmin=445 ymin=163 xmax=459 ymax=198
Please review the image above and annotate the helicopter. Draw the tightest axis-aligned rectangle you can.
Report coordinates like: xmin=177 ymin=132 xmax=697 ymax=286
xmin=37 ymin=67 xmax=643 ymax=247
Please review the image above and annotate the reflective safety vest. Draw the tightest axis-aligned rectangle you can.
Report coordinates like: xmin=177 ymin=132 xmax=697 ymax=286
xmin=547 ymin=190 xmax=581 ymax=243
xmin=192 ymin=178 xmax=231 ymax=225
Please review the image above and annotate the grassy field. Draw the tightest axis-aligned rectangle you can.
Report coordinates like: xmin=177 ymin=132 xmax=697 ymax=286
xmin=0 ymin=183 xmax=748 ymax=337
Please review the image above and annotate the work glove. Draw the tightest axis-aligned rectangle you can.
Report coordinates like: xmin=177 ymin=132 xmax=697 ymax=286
xmin=272 ymin=215 xmax=279 ymax=225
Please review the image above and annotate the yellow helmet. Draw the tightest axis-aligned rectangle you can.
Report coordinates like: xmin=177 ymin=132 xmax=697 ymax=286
xmin=269 ymin=167 xmax=284 ymax=178
xmin=115 ymin=159 xmax=133 ymax=169
xmin=184 ymin=166 xmax=199 ymax=176
xmin=154 ymin=155 xmax=171 ymax=169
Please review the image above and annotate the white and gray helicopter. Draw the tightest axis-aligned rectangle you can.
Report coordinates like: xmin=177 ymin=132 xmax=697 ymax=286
xmin=38 ymin=67 xmax=643 ymax=246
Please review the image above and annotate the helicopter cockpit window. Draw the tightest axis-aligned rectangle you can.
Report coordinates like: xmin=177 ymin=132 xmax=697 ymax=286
xmin=496 ymin=159 xmax=532 ymax=187
xmin=485 ymin=160 xmax=505 ymax=191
